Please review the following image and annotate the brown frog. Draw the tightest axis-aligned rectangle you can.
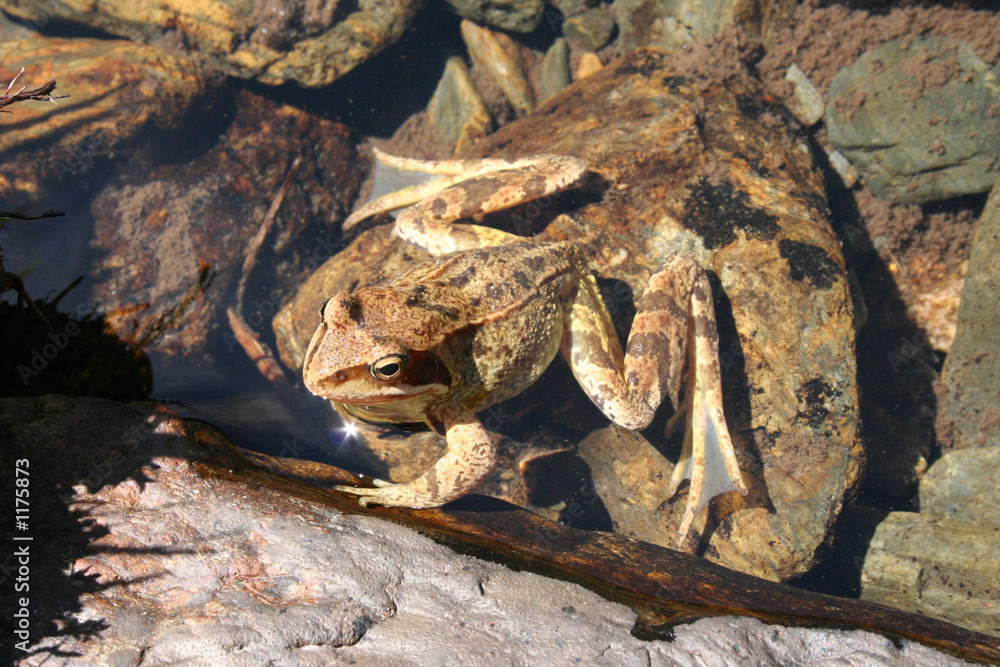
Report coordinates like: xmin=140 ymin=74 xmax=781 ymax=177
xmin=302 ymin=149 xmax=748 ymax=545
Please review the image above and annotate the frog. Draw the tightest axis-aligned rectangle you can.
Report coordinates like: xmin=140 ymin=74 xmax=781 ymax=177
xmin=302 ymin=148 xmax=749 ymax=546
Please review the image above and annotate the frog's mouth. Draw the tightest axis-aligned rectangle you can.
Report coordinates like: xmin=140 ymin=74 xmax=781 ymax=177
xmin=331 ymin=384 xmax=446 ymax=427
xmin=337 ymin=402 xmax=432 ymax=432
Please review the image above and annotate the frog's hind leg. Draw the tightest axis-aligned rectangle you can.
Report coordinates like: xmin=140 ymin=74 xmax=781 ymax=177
xmin=561 ymin=250 xmax=747 ymax=548
xmin=345 ymin=149 xmax=587 ymax=255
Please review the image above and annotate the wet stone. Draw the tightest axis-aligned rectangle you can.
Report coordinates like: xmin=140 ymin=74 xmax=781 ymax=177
xmin=0 ymin=36 xmax=207 ymax=210
xmin=0 ymin=0 xmax=425 ymax=87
xmin=89 ymin=91 xmax=361 ymax=365
xmin=826 ymin=37 xmax=1000 ymax=205
xmin=784 ymin=63 xmax=825 ymax=127
xmin=861 ymin=447 xmax=1000 ymax=638
xmin=428 ymin=56 xmax=492 ymax=155
xmin=563 ymin=8 xmax=616 ymax=52
xmin=613 ymin=0 xmax=755 ymax=52
xmin=278 ymin=48 xmax=861 ymax=582
xmin=539 ymin=38 xmax=572 ymax=102
xmin=442 ymin=0 xmax=545 ymax=33
xmin=461 ymin=18 xmax=535 ymax=116
xmin=938 ymin=177 xmax=1000 ymax=450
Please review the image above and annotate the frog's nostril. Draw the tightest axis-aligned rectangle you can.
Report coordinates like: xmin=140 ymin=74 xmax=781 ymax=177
xmin=334 ymin=370 xmax=348 ymax=381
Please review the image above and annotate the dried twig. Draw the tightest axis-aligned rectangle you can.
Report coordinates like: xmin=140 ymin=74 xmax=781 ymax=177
xmin=0 ymin=67 xmax=69 ymax=112
xmin=235 ymin=155 xmax=302 ymax=314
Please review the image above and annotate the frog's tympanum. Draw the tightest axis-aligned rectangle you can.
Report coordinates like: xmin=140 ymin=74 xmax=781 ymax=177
xmin=303 ymin=149 xmax=748 ymax=545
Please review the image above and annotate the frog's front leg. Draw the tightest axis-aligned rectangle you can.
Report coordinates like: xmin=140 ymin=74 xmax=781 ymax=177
xmin=334 ymin=410 xmax=498 ymax=509
xmin=563 ymin=249 xmax=748 ymax=548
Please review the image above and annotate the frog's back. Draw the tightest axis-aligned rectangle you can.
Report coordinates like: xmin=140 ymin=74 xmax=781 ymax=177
xmin=396 ymin=241 xmax=581 ymax=410
xmin=392 ymin=241 xmax=578 ymax=316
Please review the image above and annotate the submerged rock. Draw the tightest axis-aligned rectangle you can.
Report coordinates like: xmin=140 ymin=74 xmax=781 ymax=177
xmin=0 ymin=36 xmax=207 ymax=209
xmin=276 ymin=48 xmax=861 ymax=582
xmin=563 ymin=8 xmax=616 ymax=52
xmin=826 ymin=37 xmax=1000 ymax=205
xmin=939 ymin=177 xmax=1000 ymax=450
xmin=427 ymin=56 xmax=492 ymax=155
xmin=442 ymin=0 xmax=544 ymax=33
xmin=89 ymin=91 xmax=361 ymax=365
xmin=539 ymin=38 xmax=573 ymax=102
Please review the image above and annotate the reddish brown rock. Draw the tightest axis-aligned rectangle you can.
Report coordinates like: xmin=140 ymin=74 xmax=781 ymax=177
xmin=276 ymin=49 xmax=861 ymax=581
xmin=0 ymin=0 xmax=425 ymax=87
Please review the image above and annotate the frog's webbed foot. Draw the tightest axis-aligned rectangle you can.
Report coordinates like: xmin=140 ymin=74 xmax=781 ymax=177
xmin=334 ymin=410 xmax=498 ymax=509
xmin=658 ymin=256 xmax=748 ymax=548
xmin=344 ymin=149 xmax=587 ymax=255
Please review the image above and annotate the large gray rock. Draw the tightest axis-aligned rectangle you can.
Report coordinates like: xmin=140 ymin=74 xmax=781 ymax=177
xmin=0 ymin=395 xmax=977 ymax=665
xmin=826 ymin=37 xmax=1000 ymax=205
xmin=939 ymin=177 xmax=1000 ymax=449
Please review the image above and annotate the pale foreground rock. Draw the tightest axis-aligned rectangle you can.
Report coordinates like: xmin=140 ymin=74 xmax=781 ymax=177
xmin=0 ymin=396 xmax=974 ymax=665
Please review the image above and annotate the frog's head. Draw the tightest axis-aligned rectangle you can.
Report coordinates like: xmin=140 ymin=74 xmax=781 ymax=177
xmin=302 ymin=289 xmax=456 ymax=418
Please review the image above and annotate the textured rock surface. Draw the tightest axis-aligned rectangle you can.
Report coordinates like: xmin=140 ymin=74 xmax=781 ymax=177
xmin=276 ymin=48 xmax=861 ymax=582
xmin=826 ymin=37 xmax=1000 ymax=205
xmin=939 ymin=177 xmax=1000 ymax=449
xmin=427 ymin=56 xmax=492 ymax=155
xmin=613 ymin=0 xmax=794 ymax=52
xmin=88 ymin=90 xmax=361 ymax=364
xmin=539 ymin=37 xmax=572 ymax=102
xmin=0 ymin=36 xmax=206 ymax=209
xmin=442 ymin=0 xmax=544 ymax=33
xmin=861 ymin=448 xmax=1000 ymax=638
xmin=0 ymin=395 xmax=977 ymax=666
xmin=461 ymin=19 xmax=535 ymax=116
xmin=921 ymin=447 xmax=1000 ymax=524
xmin=0 ymin=0 xmax=425 ymax=87
xmin=563 ymin=7 xmax=616 ymax=51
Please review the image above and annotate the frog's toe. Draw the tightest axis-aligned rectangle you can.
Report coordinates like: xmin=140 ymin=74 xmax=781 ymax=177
xmin=333 ymin=481 xmax=433 ymax=508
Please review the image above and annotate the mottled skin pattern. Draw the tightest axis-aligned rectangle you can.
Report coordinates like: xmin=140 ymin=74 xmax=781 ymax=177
xmin=304 ymin=149 xmax=748 ymax=546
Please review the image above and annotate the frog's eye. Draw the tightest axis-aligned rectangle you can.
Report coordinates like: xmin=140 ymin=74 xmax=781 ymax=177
xmin=370 ymin=354 xmax=407 ymax=380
